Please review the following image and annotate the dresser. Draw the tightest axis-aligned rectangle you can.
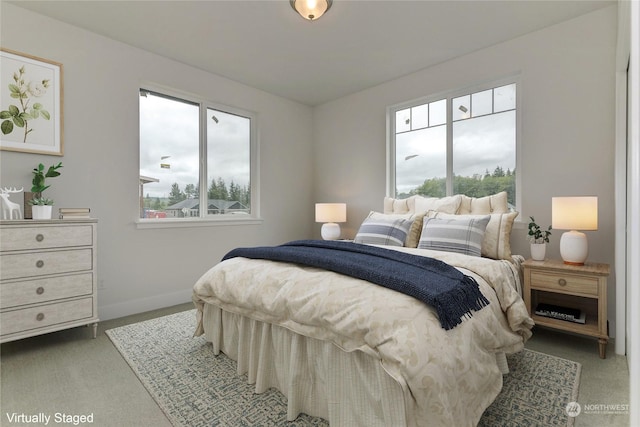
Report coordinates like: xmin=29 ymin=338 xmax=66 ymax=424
xmin=0 ymin=219 xmax=98 ymax=343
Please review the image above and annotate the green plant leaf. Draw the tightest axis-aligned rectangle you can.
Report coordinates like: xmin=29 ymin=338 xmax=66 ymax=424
xmin=40 ymin=110 xmax=50 ymax=120
xmin=8 ymin=84 xmax=21 ymax=94
xmin=8 ymin=105 xmax=19 ymax=116
xmin=12 ymin=116 xmax=24 ymax=127
xmin=1 ymin=120 xmax=13 ymax=134
xmin=30 ymin=109 xmax=39 ymax=119
xmin=0 ymin=111 xmax=11 ymax=119
xmin=33 ymin=103 xmax=43 ymax=110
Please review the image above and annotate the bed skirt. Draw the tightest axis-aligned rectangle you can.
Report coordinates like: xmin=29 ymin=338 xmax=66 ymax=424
xmin=202 ymin=303 xmax=509 ymax=426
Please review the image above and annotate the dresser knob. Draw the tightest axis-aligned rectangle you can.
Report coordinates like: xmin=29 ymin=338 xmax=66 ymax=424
xmin=35 ymin=234 xmax=44 ymax=242
xmin=36 ymin=313 xmax=45 ymax=321
xmin=36 ymin=287 xmax=45 ymax=295
xmin=36 ymin=260 xmax=44 ymax=268
xmin=558 ymin=278 xmax=567 ymax=286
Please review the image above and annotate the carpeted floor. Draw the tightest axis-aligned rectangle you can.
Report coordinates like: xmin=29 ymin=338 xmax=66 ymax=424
xmin=106 ymin=309 xmax=581 ymax=427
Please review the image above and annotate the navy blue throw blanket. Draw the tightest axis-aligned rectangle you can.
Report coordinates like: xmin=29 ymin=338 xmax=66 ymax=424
xmin=222 ymin=240 xmax=489 ymax=330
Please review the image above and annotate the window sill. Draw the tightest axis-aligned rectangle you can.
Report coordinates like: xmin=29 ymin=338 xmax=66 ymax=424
xmin=135 ymin=216 xmax=264 ymax=229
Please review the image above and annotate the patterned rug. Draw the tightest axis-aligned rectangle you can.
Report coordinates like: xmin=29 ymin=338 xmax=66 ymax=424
xmin=106 ymin=310 xmax=581 ymax=427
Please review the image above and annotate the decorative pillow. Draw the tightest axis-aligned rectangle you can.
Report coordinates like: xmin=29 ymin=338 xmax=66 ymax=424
xmin=354 ymin=215 xmax=415 ymax=247
xmin=428 ymin=211 xmax=519 ymax=260
xmin=413 ymin=195 xmax=462 ymax=214
xmin=417 ymin=216 xmax=491 ymax=257
xmin=383 ymin=197 xmax=410 ymax=214
xmin=457 ymin=191 xmax=509 ymax=215
xmin=383 ymin=195 xmax=461 ymax=215
xmin=368 ymin=211 xmax=426 ymax=248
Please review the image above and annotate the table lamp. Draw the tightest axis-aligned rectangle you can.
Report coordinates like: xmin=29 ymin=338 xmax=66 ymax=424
xmin=552 ymin=196 xmax=598 ymax=265
xmin=315 ymin=203 xmax=346 ymax=240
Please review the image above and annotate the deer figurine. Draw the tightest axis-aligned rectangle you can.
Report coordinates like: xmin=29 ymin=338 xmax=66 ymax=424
xmin=0 ymin=187 xmax=24 ymax=220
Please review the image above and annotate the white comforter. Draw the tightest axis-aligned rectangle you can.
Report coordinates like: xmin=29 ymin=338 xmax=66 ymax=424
xmin=193 ymin=246 xmax=534 ymax=427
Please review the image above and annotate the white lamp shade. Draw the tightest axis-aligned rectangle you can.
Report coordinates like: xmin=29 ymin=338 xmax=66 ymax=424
xmin=552 ymin=196 xmax=598 ymax=265
xmin=315 ymin=203 xmax=346 ymax=223
xmin=551 ymin=196 xmax=598 ymax=231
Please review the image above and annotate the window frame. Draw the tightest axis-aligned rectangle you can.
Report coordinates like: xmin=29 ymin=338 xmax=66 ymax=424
xmin=386 ymin=75 xmax=521 ymax=213
xmin=136 ymin=84 xmax=261 ymax=229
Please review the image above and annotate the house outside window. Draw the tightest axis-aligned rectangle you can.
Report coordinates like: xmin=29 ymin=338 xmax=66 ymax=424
xmin=138 ymin=87 xmax=258 ymax=224
xmin=388 ymin=78 xmax=519 ymax=210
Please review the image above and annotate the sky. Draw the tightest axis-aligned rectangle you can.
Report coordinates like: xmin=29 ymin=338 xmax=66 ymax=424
xmin=395 ymin=84 xmax=516 ymax=195
xmin=139 ymin=92 xmax=250 ymax=199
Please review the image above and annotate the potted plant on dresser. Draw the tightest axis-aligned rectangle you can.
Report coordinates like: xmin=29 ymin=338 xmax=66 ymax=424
xmin=29 ymin=162 xmax=62 ymax=220
xmin=528 ymin=216 xmax=552 ymax=261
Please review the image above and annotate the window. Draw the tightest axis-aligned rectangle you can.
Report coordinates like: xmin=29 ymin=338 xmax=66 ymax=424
xmin=139 ymin=88 xmax=257 ymax=222
xmin=388 ymin=80 xmax=518 ymax=210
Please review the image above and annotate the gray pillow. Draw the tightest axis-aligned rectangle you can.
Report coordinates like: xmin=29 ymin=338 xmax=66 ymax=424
xmin=417 ymin=216 xmax=490 ymax=257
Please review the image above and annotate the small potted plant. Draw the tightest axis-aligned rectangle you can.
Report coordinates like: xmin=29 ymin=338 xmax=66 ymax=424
xmin=528 ymin=216 xmax=552 ymax=261
xmin=29 ymin=162 xmax=62 ymax=220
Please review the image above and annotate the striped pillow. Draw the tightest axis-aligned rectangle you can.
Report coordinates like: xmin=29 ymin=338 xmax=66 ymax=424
xmin=354 ymin=216 xmax=414 ymax=247
xmin=417 ymin=216 xmax=490 ymax=256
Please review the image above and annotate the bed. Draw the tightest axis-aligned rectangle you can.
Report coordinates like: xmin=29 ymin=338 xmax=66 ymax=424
xmin=192 ymin=192 xmax=534 ymax=427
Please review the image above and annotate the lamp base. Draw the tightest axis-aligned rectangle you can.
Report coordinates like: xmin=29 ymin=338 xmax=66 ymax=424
xmin=559 ymin=230 xmax=588 ymax=265
xmin=321 ymin=223 xmax=341 ymax=240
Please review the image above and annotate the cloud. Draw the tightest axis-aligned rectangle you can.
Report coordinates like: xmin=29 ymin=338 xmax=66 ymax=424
xmin=140 ymin=93 xmax=250 ymax=198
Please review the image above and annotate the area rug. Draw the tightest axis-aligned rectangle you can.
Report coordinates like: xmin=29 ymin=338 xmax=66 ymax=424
xmin=106 ymin=310 xmax=581 ymax=427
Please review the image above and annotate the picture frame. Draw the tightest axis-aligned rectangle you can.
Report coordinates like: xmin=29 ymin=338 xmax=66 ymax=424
xmin=0 ymin=48 xmax=63 ymax=156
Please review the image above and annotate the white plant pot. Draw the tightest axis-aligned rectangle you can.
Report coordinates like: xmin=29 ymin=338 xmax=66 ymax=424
xmin=530 ymin=243 xmax=546 ymax=261
xmin=31 ymin=205 xmax=53 ymax=220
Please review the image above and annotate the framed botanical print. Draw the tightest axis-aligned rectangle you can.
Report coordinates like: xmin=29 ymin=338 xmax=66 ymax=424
xmin=0 ymin=48 xmax=63 ymax=156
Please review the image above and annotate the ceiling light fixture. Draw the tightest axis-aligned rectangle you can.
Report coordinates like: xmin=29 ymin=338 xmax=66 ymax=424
xmin=290 ymin=0 xmax=332 ymax=21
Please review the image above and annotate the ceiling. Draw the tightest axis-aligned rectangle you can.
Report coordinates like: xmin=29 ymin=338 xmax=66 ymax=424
xmin=10 ymin=0 xmax=614 ymax=106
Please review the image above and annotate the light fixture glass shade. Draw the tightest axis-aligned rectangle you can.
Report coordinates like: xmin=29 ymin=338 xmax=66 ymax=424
xmin=315 ymin=203 xmax=346 ymax=240
xmin=290 ymin=0 xmax=332 ymax=21
xmin=552 ymin=196 xmax=598 ymax=265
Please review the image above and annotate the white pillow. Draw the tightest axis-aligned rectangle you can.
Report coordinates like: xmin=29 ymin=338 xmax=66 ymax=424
xmin=383 ymin=194 xmax=462 ymax=214
xmin=428 ymin=211 xmax=519 ymax=260
xmin=418 ymin=216 xmax=490 ymax=257
xmin=354 ymin=215 xmax=415 ymax=247
xmin=457 ymin=192 xmax=509 ymax=215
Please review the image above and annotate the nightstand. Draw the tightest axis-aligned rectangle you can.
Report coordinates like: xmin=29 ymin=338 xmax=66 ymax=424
xmin=523 ymin=258 xmax=610 ymax=358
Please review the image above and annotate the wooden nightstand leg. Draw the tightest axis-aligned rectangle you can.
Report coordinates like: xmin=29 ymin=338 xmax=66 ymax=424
xmin=598 ymin=338 xmax=607 ymax=359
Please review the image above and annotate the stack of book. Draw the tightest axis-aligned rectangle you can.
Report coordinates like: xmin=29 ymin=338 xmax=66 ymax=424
xmin=59 ymin=208 xmax=91 ymax=220
xmin=535 ymin=303 xmax=586 ymax=324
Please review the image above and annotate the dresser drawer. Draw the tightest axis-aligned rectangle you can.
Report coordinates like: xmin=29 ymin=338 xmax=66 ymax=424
xmin=530 ymin=270 xmax=599 ymax=296
xmin=0 ymin=225 xmax=93 ymax=252
xmin=0 ymin=249 xmax=93 ymax=281
xmin=0 ymin=297 xmax=94 ymax=337
xmin=1 ymin=273 xmax=93 ymax=309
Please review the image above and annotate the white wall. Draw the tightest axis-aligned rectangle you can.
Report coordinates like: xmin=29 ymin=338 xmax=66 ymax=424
xmin=0 ymin=3 xmax=315 ymax=320
xmin=313 ymin=7 xmax=618 ymax=329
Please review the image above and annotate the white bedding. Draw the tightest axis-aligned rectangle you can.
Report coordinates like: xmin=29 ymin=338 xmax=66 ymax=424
xmin=193 ymin=246 xmax=534 ymax=427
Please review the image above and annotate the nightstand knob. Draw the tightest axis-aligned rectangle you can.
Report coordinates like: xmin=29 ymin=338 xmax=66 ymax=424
xmin=36 ymin=313 xmax=45 ymax=321
xmin=558 ymin=278 xmax=567 ymax=286
xmin=35 ymin=233 xmax=44 ymax=242
xmin=36 ymin=287 xmax=45 ymax=295
xmin=36 ymin=260 xmax=44 ymax=268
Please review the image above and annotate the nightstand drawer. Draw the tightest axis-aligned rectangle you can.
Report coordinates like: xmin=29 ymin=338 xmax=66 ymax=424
xmin=0 ymin=273 xmax=93 ymax=309
xmin=530 ymin=270 xmax=599 ymax=296
xmin=0 ymin=225 xmax=93 ymax=252
xmin=0 ymin=249 xmax=93 ymax=280
xmin=0 ymin=297 xmax=94 ymax=337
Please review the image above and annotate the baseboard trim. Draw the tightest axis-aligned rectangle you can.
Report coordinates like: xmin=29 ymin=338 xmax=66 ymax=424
xmin=98 ymin=289 xmax=193 ymax=321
